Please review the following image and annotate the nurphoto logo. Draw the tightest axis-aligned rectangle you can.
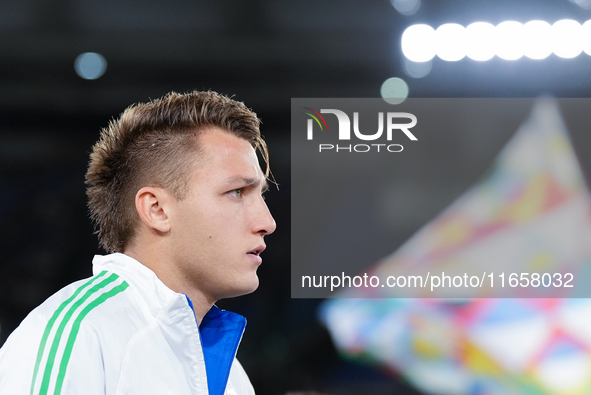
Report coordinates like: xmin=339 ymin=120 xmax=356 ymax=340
xmin=303 ymin=107 xmax=418 ymax=153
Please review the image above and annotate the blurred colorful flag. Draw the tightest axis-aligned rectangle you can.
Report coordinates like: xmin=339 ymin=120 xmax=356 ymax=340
xmin=320 ymin=99 xmax=591 ymax=394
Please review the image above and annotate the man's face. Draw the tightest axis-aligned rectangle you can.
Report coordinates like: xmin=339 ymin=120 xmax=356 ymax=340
xmin=167 ymin=127 xmax=276 ymax=303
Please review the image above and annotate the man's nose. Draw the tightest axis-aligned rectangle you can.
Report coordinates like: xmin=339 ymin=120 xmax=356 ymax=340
xmin=254 ymin=199 xmax=276 ymax=236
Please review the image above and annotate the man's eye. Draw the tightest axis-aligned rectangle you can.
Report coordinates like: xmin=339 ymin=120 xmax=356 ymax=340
xmin=228 ymin=189 xmax=242 ymax=198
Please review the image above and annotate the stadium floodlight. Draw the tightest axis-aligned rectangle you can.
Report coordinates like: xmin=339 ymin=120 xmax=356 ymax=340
xmin=401 ymin=19 xmax=591 ymax=62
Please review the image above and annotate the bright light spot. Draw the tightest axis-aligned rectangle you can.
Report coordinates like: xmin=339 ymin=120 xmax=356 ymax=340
xmin=404 ymin=59 xmax=432 ymax=78
xmin=391 ymin=0 xmax=420 ymax=16
xmin=570 ymin=0 xmax=591 ymax=10
xmin=401 ymin=24 xmax=436 ymax=62
xmin=381 ymin=77 xmax=409 ymax=105
xmin=466 ymin=22 xmax=495 ymax=61
xmin=495 ymin=21 xmax=525 ymax=60
xmin=552 ymin=20 xmax=583 ymax=58
xmin=582 ymin=20 xmax=591 ymax=55
xmin=523 ymin=21 xmax=552 ymax=59
xmin=401 ymin=19 xmax=591 ymax=62
xmin=435 ymin=23 xmax=466 ymax=61
xmin=74 ymin=52 xmax=107 ymax=80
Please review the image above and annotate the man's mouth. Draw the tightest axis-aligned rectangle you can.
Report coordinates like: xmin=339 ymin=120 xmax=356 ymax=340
xmin=247 ymin=245 xmax=266 ymax=256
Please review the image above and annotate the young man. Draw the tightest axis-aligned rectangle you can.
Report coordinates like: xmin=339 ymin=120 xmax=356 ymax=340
xmin=0 ymin=91 xmax=276 ymax=394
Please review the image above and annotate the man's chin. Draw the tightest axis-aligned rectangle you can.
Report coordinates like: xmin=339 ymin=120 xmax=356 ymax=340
xmin=221 ymin=277 xmax=259 ymax=299
xmin=240 ymin=278 xmax=260 ymax=296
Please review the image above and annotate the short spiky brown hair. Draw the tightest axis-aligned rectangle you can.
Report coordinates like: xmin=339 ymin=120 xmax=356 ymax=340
xmin=86 ymin=90 xmax=267 ymax=253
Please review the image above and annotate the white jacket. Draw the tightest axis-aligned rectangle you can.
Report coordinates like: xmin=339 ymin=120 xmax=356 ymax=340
xmin=0 ymin=253 xmax=256 ymax=395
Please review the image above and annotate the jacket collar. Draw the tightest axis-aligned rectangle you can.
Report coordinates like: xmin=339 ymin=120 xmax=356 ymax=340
xmin=92 ymin=253 xmax=247 ymax=395
xmin=93 ymin=253 xmax=187 ymax=324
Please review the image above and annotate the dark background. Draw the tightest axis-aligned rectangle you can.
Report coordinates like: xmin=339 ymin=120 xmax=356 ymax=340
xmin=2 ymin=1 xmax=591 ymax=394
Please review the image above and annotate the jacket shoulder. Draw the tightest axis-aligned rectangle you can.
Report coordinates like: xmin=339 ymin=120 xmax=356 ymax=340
xmin=0 ymin=271 xmax=145 ymax=394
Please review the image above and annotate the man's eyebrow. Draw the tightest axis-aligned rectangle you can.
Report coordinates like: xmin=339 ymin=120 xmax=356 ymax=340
xmin=226 ymin=176 xmax=268 ymax=191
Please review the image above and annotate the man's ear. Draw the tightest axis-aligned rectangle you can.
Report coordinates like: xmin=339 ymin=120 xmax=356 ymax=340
xmin=135 ymin=187 xmax=172 ymax=233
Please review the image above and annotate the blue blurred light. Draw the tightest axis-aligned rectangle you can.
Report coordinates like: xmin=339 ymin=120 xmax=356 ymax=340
xmin=390 ymin=0 xmax=420 ymax=16
xmin=404 ymin=59 xmax=432 ymax=78
xmin=381 ymin=77 xmax=409 ymax=105
xmin=74 ymin=52 xmax=107 ymax=80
